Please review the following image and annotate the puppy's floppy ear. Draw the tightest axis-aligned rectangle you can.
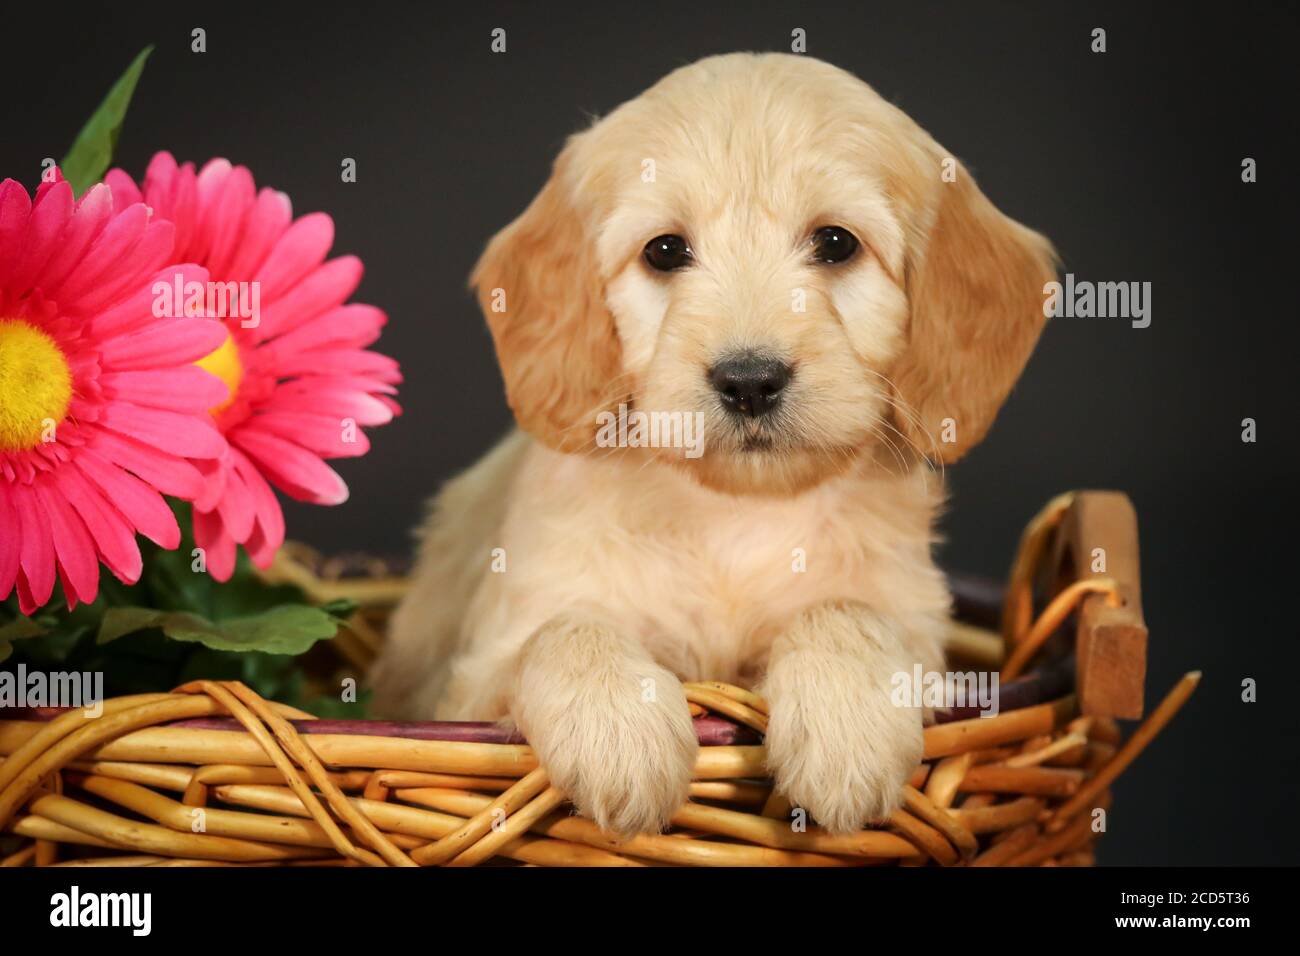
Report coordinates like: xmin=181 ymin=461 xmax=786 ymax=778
xmin=891 ymin=165 xmax=1057 ymax=463
xmin=471 ymin=143 xmax=625 ymax=452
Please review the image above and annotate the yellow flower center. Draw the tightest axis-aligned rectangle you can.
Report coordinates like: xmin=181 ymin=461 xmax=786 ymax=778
xmin=195 ymin=331 xmax=243 ymax=415
xmin=0 ymin=319 xmax=73 ymax=453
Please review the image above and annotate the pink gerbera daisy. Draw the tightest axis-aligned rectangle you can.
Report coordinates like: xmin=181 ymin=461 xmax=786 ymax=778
xmin=0 ymin=173 xmax=227 ymax=614
xmin=105 ymin=153 xmax=401 ymax=581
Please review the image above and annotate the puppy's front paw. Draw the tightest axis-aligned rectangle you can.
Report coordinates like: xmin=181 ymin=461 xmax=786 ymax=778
xmin=513 ymin=634 xmax=698 ymax=836
xmin=765 ymin=689 xmax=922 ymax=834
xmin=760 ymin=604 xmax=929 ymax=834
xmin=540 ymin=686 xmax=697 ymax=835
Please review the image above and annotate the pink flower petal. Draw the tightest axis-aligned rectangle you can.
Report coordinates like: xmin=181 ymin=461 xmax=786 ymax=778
xmin=0 ymin=179 xmax=33 ymax=286
xmin=243 ymin=523 xmax=278 ymax=569
xmin=142 ymin=151 xmax=180 ymax=193
xmin=75 ymin=449 xmax=181 ymax=550
xmin=54 ymin=466 xmax=142 ymax=584
xmin=141 ymin=153 xmax=203 ymax=260
xmin=49 ymin=201 xmax=150 ymax=305
xmin=33 ymin=166 xmax=66 ymax=202
xmin=0 ymin=486 xmax=21 ymax=598
xmin=252 ymin=256 xmax=362 ymax=342
xmin=261 ymin=347 xmax=400 ymax=380
xmin=244 ymin=412 xmax=370 ymax=458
xmin=12 ymin=484 xmax=56 ymax=608
xmin=86 ymin=429 xmax=207 ymax=501
xmin=192 ymin=506 xmax=237 ymax=582
xmin=98 ymin=403 xmax=227 ymax=459
xmin=231 ymin=428 xmax=349 ymax=505
xmin=223 ymin=187 xmax=292 ymax=279
xmin=215 ymin=462 xmax=256 ymax=544
xmin=33 ymin=477 xmax=99 ymax=606
xmin=7 ymin=179 xmax=73 ymax=293
xmin=99 ymin=366 xmax=228 ymax=413
xmin=192 ymin=455 xmax=229 ymax=513
xmin=97 ymin=317 xmax=228 ymax=370
xmin=16 ymin=574 xmax=39 ymax=616
xmin=280 ymin=373 xmax=398 ymax=396
xmin=253 ymin=212 xmax=334 ymax=302
xmin=54 ymin=563 xmax=79 ymax=612
xmin=66 ymin=217 xmax=178 ymax=317
xmin=35 ymin=182 xmax=114 ymax=293
xmin=104 ymin=168 xmax=144 ymax=207
xmin=199 ymin=164 xmax=256 ymax=281
xmin=258 ymin=303 xmax=385 ymax=362
xmin=89 ymin=264 xmax=209 ymax=338
xmin=189 ymin=158 xmax=233 ymax=259
xmin=268 ymin=381 xmax=394 ymax=426
xmin=232 ymin=447 xmax=284 ymax=557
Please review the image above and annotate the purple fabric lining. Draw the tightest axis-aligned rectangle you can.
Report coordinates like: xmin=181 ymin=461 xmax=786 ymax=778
xmin=2 ymin=708 xmax=760 ymax=746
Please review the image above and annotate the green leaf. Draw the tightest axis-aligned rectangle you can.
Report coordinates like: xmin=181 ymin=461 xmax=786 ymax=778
xmin=95 ymin=606 xmax=170 ymax=645
xmin=0 ymin=615 xmax=48 ymax=663
xmin=60 ymin=45 xmax=154 ymax=196
xmin=98 ymin=603 xmax=345 ymax=656
xmin=319 ymin=598 xmax=359 ymax=620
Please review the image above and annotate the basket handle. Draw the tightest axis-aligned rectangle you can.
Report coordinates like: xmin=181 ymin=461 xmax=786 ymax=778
xmin=1052 ymin=491 xmax=1148 ymax=719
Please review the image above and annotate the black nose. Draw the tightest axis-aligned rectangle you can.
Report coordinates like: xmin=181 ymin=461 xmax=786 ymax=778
xmin=708 ymin=354 xmax=791 ymax=418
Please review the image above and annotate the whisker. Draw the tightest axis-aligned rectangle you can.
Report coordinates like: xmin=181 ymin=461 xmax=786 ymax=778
xmin=867 ymin=423 xmax=908 ymax=480
xmin=860 ymin=367 xmax=946 ymax=481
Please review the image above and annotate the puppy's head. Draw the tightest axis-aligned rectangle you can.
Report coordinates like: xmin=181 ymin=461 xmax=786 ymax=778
xmin=473 ymin=53 xmax=1055 ymax=494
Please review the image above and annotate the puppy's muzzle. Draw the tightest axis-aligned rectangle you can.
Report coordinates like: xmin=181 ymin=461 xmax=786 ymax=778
xmin=708 ymin=352 xmax=791 ymax=419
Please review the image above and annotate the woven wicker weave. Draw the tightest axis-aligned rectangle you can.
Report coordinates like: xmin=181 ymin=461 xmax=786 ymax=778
xmin=0 ymin=491 xmax=1197 ymax=867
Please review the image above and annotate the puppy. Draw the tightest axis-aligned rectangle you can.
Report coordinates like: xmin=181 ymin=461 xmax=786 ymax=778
xmin=372 ymin=52 xmax=1054 ymax=835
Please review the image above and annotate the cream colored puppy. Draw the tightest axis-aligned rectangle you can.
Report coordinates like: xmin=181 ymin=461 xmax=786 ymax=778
xmin=372 ymin=53 xmax=1054 ymax=835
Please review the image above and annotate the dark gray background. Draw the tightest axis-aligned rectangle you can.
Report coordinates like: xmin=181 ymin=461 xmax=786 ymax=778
xmin=4 ymin=1 xmax=1296 ymax=864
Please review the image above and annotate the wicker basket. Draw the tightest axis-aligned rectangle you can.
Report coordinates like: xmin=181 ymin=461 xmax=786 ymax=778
xmin=0 ymin=490 xmax=1197 ymax=867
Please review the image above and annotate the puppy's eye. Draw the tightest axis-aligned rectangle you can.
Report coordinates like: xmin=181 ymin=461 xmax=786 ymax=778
xmin=643 ymin=234 xmax=693 ymax=272
xmin=810 ymin=225 xmax=859 ymax=264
